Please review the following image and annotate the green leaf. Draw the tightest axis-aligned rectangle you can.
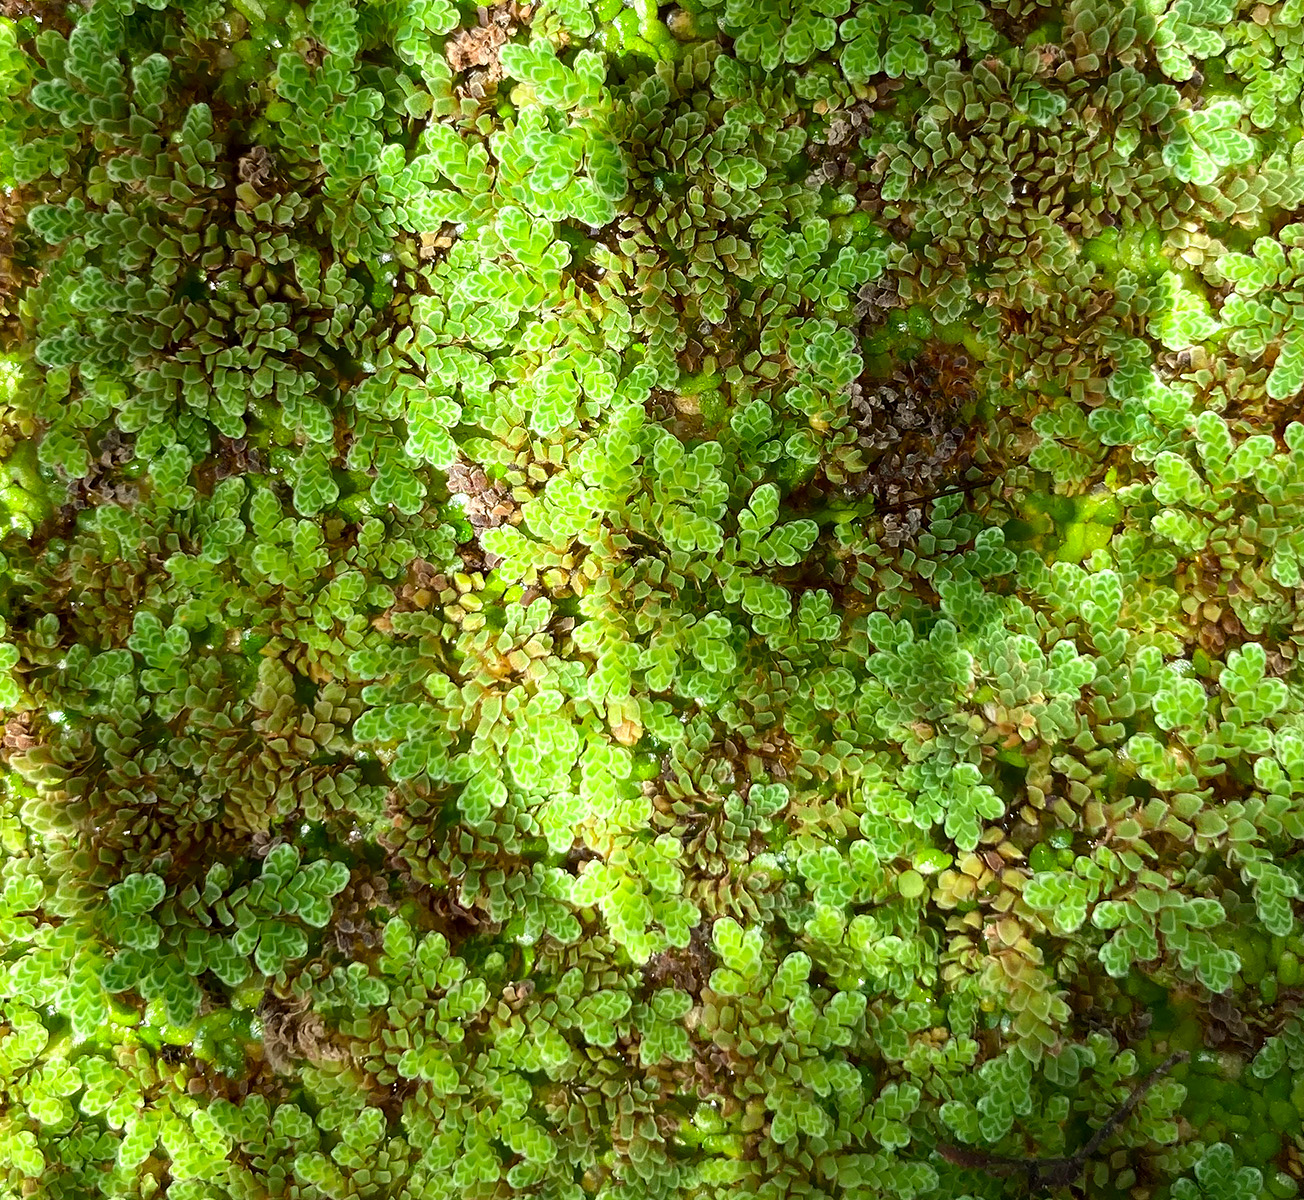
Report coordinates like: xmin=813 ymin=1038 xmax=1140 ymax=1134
xmin=108 ymin=873 xmax=166 ymax=917
xmin=1013 ymin=79 xmax=1066 ymax=125
xmin=1154 ymin=676 xmax=1207 ymax=731
xmin=254 ymin=922 xmax=310 ymax=976
xmin=712 ymin=917 xmax=762 ymax=977
xmin=1268 ymin=329 xmax=1304 ymax=401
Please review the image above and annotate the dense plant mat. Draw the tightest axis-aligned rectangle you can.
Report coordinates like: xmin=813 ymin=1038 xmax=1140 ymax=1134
xmin=3 ymin=0 xmax=1304 ymax=1197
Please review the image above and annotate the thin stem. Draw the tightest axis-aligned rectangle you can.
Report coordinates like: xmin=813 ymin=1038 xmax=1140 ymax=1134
xmin=1077 ymin=1051 xmax=1188 ymax=1161
xmin=806 ymin=476 xmax=997 ymax=527
xmin=935 ymin=1051 xmax=1188 ymax=1190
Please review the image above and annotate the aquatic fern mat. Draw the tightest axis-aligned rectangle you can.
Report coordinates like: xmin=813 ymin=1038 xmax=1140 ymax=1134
xmin=8 ymin=0 xmax=1304 ymax=1197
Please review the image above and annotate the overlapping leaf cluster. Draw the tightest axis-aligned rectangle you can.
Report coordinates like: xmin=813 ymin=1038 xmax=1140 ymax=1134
xmin=2 ymin=0 xmax=1304 ymax=1198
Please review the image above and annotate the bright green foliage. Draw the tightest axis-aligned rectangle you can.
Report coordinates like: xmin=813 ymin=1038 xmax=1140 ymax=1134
xmin=1207 ymin=225 xmax=1304 ymax=400
xmin=694 ymin=0 xmax=849 ymax=70
xmin=1162 ymin=98 xmax=1257 ymax=185
xmin=1220 ymin=2 xmax=1304 ymax=132
xmin=840 ymin=3 xmax=935 ymax=82
xmin=1250 ymin=1015 xmax=1304 ymax=1080
xmin=1172 ymin=1142 xmax=1263 ymax=1200
xmin=1154 ymin=0 xmax=1235 ymax=82
xmin=3 ymin=1 xmax=1304 ymax=1199
xmin=1093 ymin=884 xmax=1237 ymax=992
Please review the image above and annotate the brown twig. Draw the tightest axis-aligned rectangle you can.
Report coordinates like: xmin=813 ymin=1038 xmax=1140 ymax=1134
xmin=871 ymin=474 xmax=997 ymax=514
xmin=936 ymin=1051 xmax=1188 ymax=1193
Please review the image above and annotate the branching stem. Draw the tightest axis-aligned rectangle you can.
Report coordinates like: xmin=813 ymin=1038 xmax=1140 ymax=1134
xmin=935 ymin=1051 xmax=1188 ymax=1193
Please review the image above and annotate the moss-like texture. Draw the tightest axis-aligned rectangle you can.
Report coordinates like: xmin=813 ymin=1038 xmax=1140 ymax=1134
xmin=2 ymin=0 xmax=1304 ymax=1197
